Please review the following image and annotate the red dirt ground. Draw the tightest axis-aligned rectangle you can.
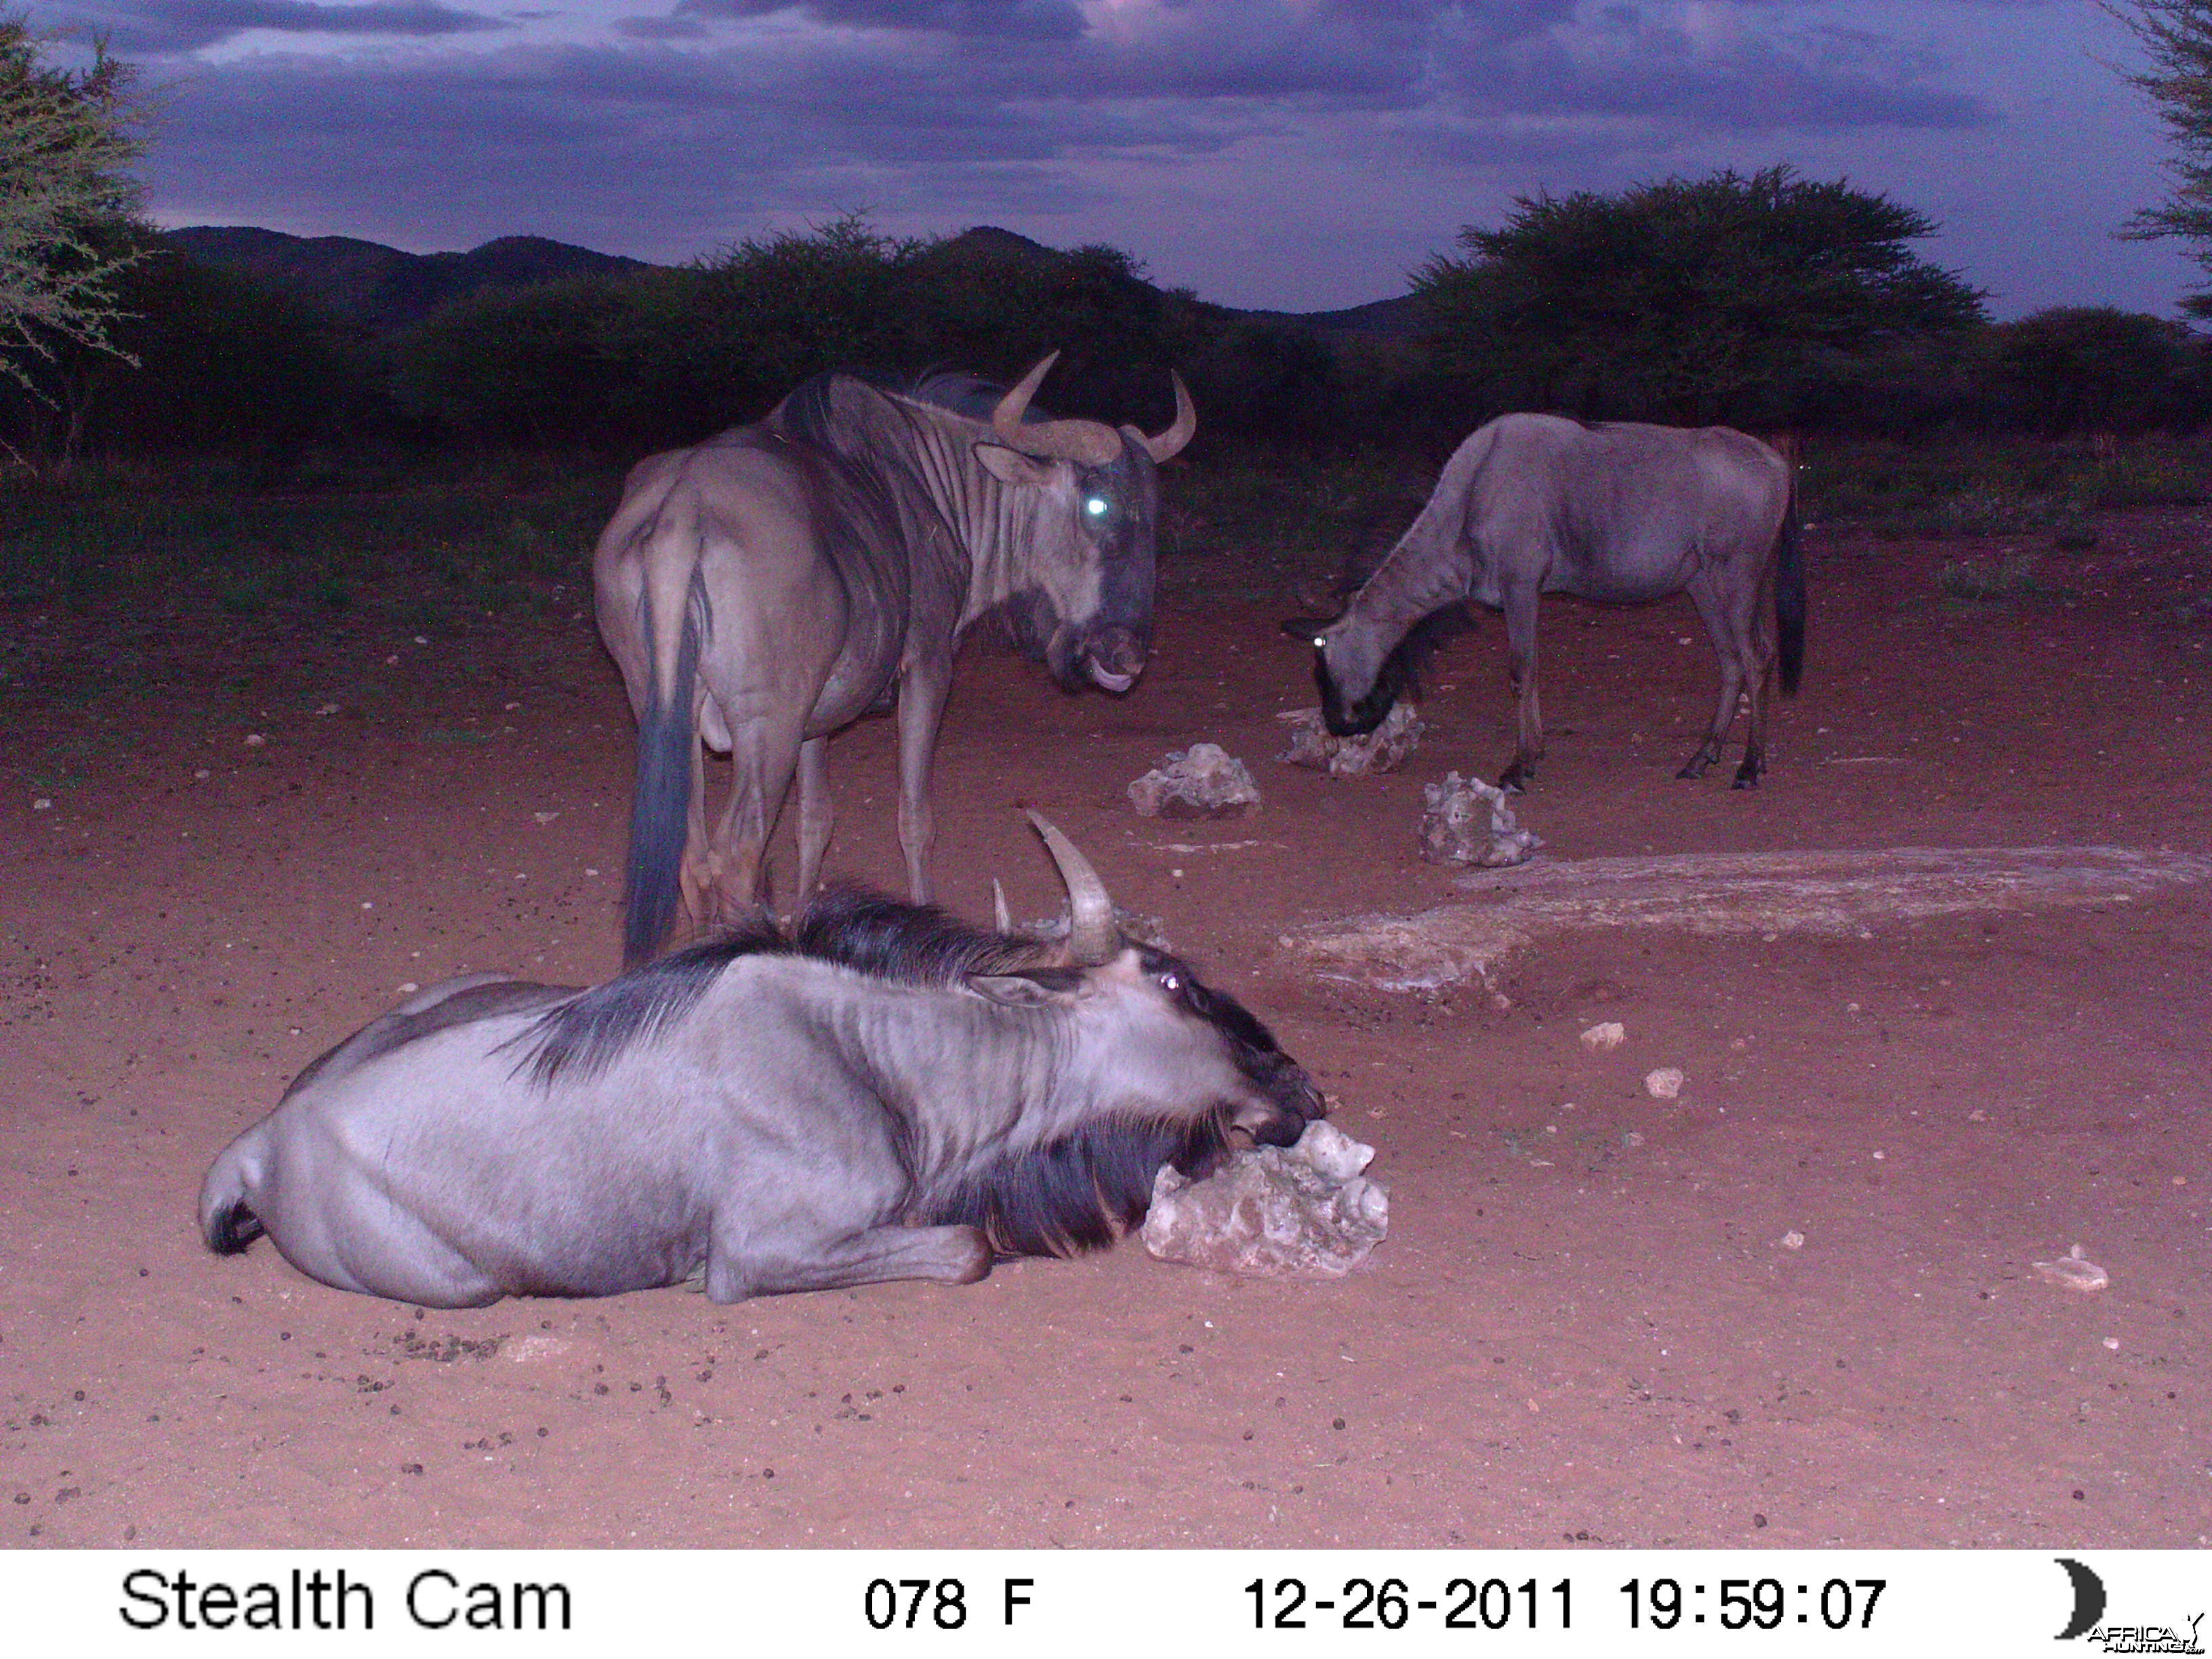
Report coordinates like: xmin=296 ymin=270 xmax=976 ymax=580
xmin=3 ymin=504 xmax=2207 ymax=1549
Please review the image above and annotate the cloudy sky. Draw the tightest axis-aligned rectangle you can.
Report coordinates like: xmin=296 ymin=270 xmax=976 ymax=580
xmin=41 ymin=0 xmax=2203 ymax=317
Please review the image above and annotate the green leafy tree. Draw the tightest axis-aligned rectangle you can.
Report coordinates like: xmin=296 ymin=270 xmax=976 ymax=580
xmin=1988 ymin=306 xmax=2209 ymax=434
xmin=1414 ymin=165 xmax=1986 ymax=427
xmin=2107 ymin=1 xmax=2212 ymax=314
xmin=0 ymin=19 xmax=145 ymax=395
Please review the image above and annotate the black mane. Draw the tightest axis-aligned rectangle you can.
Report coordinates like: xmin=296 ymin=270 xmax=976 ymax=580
xmin=794 ymin=884 xmax=1042 ymax=985
xmin=928 ymin=1110 xmax=1233 ymax=1259
xmin=514 ymin=886 xmax=1042 ymax=1085
xmin=512 ymin=914 xmax=792 ymax=1086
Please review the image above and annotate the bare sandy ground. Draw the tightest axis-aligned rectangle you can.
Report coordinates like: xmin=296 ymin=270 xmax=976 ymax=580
xmin=3 ymin=503 xmax=2207 ymax=1549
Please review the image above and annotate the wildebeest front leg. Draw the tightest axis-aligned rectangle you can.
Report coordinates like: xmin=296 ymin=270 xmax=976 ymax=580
xmin=894 ymin=657 xmax=953 ymax=903
xmin=703 ymin=1224 xmax=992 ymax=1302
xmin=794 ymin=737 xmax=832 ymax=905
xmin=1497 ymin=583 xmax=1544 ymax=792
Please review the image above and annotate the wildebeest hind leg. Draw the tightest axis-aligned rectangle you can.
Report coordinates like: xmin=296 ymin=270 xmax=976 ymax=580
xmin=1497 ymin=586 xmax=1542 ymax=792
xmin=706 ymin=722 xmax=804 ymax=919
xmin=1678 ymin=584 xmax=1746 ymax=781
xmin=703 ymin=1224 xmax=992 ymax=1301
xmin=794 ymin=737 xmax=832 ymax=905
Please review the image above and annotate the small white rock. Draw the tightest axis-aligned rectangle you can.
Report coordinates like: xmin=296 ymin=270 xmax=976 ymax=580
xmin=1579 ymin=1021 xmax=1626 ymax=1052
xmin=244 ymin=733 xmax=266 ymax=747
xmin=32 ymin=798 xmax=51 ymax=811
xmin=1780 ymin=1230 xmax=1805 ymax=1250
xmin=315 ymin=703 xmax=340 ymax=716
xmin=1643 ymin=1067 xmax=1685 ymax=1100
xmin=2032 ymin=1244 xmax=2110 ymax=1292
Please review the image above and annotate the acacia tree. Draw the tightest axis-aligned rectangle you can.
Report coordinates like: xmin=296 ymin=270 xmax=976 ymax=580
xmin=1414 ymin=166 xmax=1986 ymax=427
xmin=0 ymin=20 xmax=145 ymax=388
xmin=2108 ymin=1 xmax=2212 ymax=314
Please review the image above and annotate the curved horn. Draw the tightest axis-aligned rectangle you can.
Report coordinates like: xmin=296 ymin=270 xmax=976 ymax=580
xmin=991 ymin=878 xmax=1013 ymax=935
xmin=1026 ymin=811 xmax=1120 ymax=966
xmin=991 ymin=351 xmax=1122 ymax=468
xmin=1139 ymin=371 xmax=1197 ymax=463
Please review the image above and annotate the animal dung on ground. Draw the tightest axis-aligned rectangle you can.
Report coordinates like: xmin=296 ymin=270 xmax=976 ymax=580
xmin=1277 ymin=702 xmax=1425 ymax=776
xmin=1127 ymin=742 xmax=1261 ymax=819
xmin=1418 ymin=772 xmax=1544 ymax=868
xmin=1643 ymin=1067 xmax=1685 ymax=1100
xmin=1579 ymin=1021 xmax=1626 ymax=1052
xmin=1141 ymin=1120 xmax=1388 ymax=1279
xmin=2032 ymin=1244 xmax=2110 ymax=1292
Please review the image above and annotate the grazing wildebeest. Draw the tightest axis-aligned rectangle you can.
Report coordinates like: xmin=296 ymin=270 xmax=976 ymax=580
xmin=197 ymin=817 xmax=1321 ymax=1308
xmin=596 ymin=352 xmax=1196 ymax=965
xmin=1286 ymin=413 xmax=1804 ymax=790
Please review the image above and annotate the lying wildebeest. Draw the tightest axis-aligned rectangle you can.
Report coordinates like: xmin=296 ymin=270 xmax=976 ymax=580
xmin=1286 ymin=413 xmax=1804 ymax=790
xmin=596 ymin=352 xmax=1195 ymax=965
xmin=198 ymin=816 xmax=1320 ymax=1308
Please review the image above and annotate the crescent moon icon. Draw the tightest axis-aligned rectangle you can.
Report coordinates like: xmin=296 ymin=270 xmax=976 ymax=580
xmin=2055 ymin=1557 xmax=2106 ymax=1641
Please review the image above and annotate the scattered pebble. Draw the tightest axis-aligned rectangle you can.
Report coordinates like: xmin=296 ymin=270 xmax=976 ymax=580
xmin=1643 ymin=1067 xmax=1685 ymax=1100
xmin=314 ymin=703 xmax=340 ymax=717
xmin=1143 ymin=1121 xmax=1387 ymax=1278
xmin=2102 ymin=1336 xmax=2120 ymax=1351
xmin=396 ymin=982 xmax=419 ymax=995
xmin=1277 ymin=702 xmax=1424 ymax=776
xmin=244 ymin=733 xmax=266 ymax=747
xmin=1579 ymin=1021 xmax=1626 ymax=1053
xmin=533 ymin=812 xmax=561 ymax=825
xmin=1127 ymin=743 xmax=1260 ymax=819
xmin=1779 ymin=1231 xmax=1805 ymax=1250
xmin=1419 ymin=772 xmax=1542 ymax=868
xmin=32 ymin=798 xmax=51 ymax=811
xmin=2032 ymin=1245 xmax=2110 ymax=1292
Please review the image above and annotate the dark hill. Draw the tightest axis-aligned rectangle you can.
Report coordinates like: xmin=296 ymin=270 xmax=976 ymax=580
xmin=159 ymin=224 xmax=1420 ymax=342
xmin=161 ymin=227 xmax=656 ymax=333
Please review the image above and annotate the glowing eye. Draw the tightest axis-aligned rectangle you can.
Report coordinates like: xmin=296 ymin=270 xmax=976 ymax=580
xmin=1084 ymin=496 xmax=1108 ymax=516
xmin=1159 ymin=971 xmax=1181 ymax=993
xmin=1311 ymin=636 xmax=1327 ymax=650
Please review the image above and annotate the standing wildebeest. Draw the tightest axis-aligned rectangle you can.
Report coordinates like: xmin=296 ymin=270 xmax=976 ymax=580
xmin=1287 ymin=413 xmax=1804 ymax=790
xmin=197 ymin=817 xmax=1321 ymax=1308
xmin=596 ymin=352 xmax=1195 ymax=965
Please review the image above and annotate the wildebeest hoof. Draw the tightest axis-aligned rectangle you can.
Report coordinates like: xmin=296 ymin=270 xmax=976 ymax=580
xmin=1732 ymin=769 xmax=1761 ymax=790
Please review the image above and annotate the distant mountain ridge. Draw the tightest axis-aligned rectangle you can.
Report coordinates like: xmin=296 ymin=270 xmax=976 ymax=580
xmin=161 ymin=223 xmax=1422 ymax=340
xmin=162 ymin=227 xmax=655 ymax=332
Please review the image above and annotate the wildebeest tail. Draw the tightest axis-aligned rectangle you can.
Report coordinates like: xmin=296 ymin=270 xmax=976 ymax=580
xmin=1774 ymin=476 xmax=1805 ymax=698
xmin=198 ymin=1136 xmax=266 ymax=1255
xmin=623 ymin=562 xmax=705 ymax=968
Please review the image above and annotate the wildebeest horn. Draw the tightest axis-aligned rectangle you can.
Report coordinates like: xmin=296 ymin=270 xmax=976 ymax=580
xmin=992 ymin=352 xmax=1122 ymax=468
xmin=1025 ymin=811 xmax=1120 ymax=966
xmin=991 ymin=878 xmax=1013 ymax=935
xmin=1139 ymin=372 xmax=1197 ymax=463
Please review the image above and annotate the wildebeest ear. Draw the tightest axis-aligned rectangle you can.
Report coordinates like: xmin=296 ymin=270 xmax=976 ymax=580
xmin=972 ymin=443 xmax=1056 ymax=489
xmin=1279 ymin=616 xmax=1334 ymax=646
xmin=964 ymin=968 xmax=1086 ymax=1008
